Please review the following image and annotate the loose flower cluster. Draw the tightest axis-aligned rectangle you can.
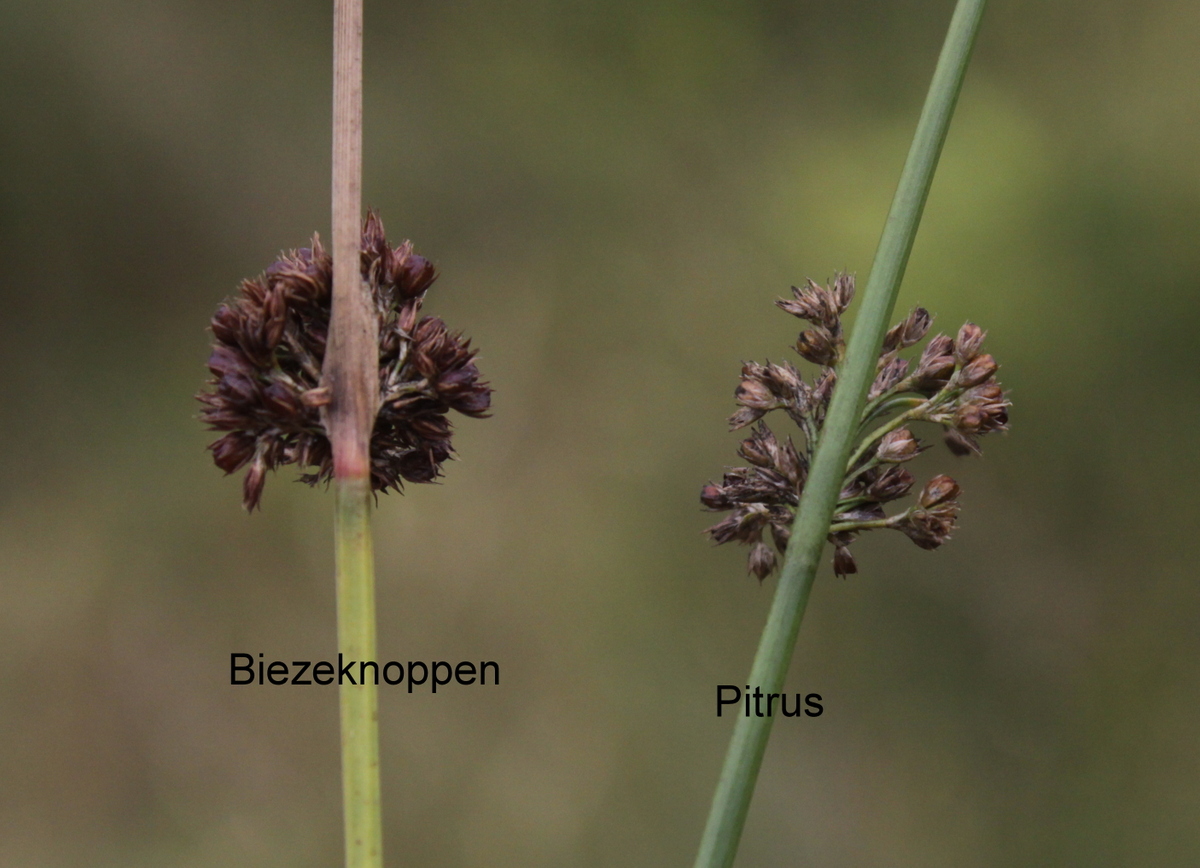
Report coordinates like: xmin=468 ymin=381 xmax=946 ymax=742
xmin=198 ymin=212 xmax=490 ymax=510
xmin=701 ymin=274 xmax=1008 ymax=580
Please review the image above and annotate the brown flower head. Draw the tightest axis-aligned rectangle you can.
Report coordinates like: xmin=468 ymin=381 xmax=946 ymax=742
xmin=703 ymin=273 xmax=1008 ymax=580
xmin=198 ymin=211 xmax=491 ymax=510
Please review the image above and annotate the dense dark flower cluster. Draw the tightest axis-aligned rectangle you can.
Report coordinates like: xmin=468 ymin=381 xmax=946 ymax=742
xmin=198 ymin=212 xmax=490 ymax=510
xmin=701 ymin=274 xmax=1009 ymax=580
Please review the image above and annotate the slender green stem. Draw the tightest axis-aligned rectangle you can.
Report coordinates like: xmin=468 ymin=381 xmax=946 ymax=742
xmin=336 ymin=477 xmax=382 ymax=868
xmin=843 ymin=454 xmax=881 ymax=487
xmin=829 ymin=513 xmax=907 ymax=535
xmin=860 ymin=391 xmax=925 ymax=428
xmin=692 ymin=3 xmax=987 ymax=866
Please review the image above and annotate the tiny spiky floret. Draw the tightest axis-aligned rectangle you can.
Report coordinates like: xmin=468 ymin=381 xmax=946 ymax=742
xmin=701 ymin=273 xmax=1009 ymax=580
xmin=198 ymin=212 xmax=491 ymax=510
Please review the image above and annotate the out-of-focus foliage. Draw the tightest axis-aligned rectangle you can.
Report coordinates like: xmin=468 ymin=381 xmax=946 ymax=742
xmin=2 ymin=1 xmax=1199 ymax=866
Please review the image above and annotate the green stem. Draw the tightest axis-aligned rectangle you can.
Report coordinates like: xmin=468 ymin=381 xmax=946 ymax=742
xmin=335 ymin=477 xmax=383 ymax=868
xmin=841 ymin=455 xmax=882 ymax=489
xmin=829 ymin=513 xmax=907 ymax=535
xmin=860 ymin=391 xmax=925 ymax=428
xmin=692 ymin=3 xmax=987 ymax=866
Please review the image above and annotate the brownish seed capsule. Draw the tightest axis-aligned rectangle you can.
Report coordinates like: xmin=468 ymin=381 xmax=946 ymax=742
xmin=831 ymin=273 xmax=855 ymax=314
xmin=701 ymin=483 xmax=731 ymax=510
xmin=735 ymin=377 xmax=776 ymax=410
xmin=919 ymin=474 xmax=961 ymax=508
xmin=957 ymin=353 xmax=998 ymax=388
xmin=883 ymin=307 xmax=932 ymax=352
xmin=867 ymin=465 xmax=914 ymax=502
xmin=876 ymin=428 xmax=920 ymax=463
xmin=748 ymin=541 xmax=777 ymax=581
xmin=954 ymin=322 xmax=986 ymax=365
xmin=795 ymin=327 xmax=838 ymax=366
xmin=870 ymin=357 xmax=909 ymax=399
xmin=833 ymin=545 xmax=858 ymax=579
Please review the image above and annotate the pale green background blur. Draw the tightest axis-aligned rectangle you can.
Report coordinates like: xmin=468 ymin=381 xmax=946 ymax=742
xmin=2 ymin=1 xmax=1198 ymax=866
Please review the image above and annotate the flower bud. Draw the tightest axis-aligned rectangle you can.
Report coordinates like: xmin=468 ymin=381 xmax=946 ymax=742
xmin=831 ymin=273 xmax=855 ymax=313
xmin=957 ymin=353 xmax=997 ymax=388
xmin=397 ymin=253 xmax=437 ymax=298
xmin=775 ymin=436 xmax=805 ymax=487
xmin=776 ymin=279 xmax=837 ymax=326
xmin=748 ymin=541 xmax=777 ymax=581
xmin=738 ymin=425 xmax=777 ymax=468
xmin=876 ymin=428 xmax=920 ymax=463
xmin=242 ymin=457 xmax=268 ymax=512
xmin=867 ymin=465 xmax=914 ymax=502
xmin=833 ymin=545 xmax=858 ymax=579
xmin=700 ymin=483 xmax=731 ymax=510
xmin=923 ymin=333 xmax=954 ymax=359
xmin=954 ymin=322 xmax=986 ymax=365
xmin=869 ymin=357 xmax=909 ymax=399
xmin=898 ymin=511 xmax=956 ymax=550
xmin=954 ymin=404 xmax=985 ymax=434
xmin=261 ymin=382 xmax=304 ymax=419
xmin=211 ymin=304 xmax=242 ymax=345
xmin=735 ymin=377 xmax=775 ymax=410
xmin=728 ymin=407 xmax=766 ymax=430
xmin=764 ymin=361 xmax=806 ymax=406
xmin=795 ymin=327 xmax=838 ymax=366
xmin=209 ymin=432 xmax=256 ymax=473
xmin=914 ymin=334 xmax=956 ymax=392
xmin=883 ymin=307 xmax=932 ymax=352
xmin=919 ymin=474 xmax=960 ymax=508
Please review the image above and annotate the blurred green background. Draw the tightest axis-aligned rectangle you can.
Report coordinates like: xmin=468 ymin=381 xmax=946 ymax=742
xmin=2 ymin=1 xmax=1199 ymax=866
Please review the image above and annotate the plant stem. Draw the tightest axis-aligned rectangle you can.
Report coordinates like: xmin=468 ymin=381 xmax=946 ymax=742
xmin=860 ymin=390 xmax=925 ymax=428
xmin=326 ymin=1 xmax=382 ymax=867
xmin=829 ymin=514 xmax=906 ymax=535
xmin=692 ymin=3 xmax=987 ymax=866
xmin=325 ymin=0 xmax=376 ymax=476
xmin=336 ymin=476 xmax=383 ymax=868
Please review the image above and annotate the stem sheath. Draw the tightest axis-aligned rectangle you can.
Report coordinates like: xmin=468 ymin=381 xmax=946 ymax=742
xmin=336 ymin=477 xmax=383 ymax=868
xmin=692 ymin=2 xmax=987 ymax=866
xmin=327 ymin=2 xmax=381 ymax=867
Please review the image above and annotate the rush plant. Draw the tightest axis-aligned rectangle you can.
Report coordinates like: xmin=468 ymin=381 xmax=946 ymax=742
xmin=693 ymin=1 xmax=992 ymax=866
xmin=196 ymin=3 xmax=489 ymax=867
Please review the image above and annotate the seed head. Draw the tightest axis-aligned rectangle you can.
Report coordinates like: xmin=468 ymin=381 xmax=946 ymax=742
xmin=703 ymin=275 xmax=1006 ymax=579
xmin=198 ymin=211 xmax=491 ymax=510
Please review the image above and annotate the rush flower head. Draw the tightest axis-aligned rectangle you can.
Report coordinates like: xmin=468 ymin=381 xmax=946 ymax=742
xmin=701 ymin=273 xmax=1009 ymax=580
xmin=198 ymin=212 xmax=491 ymax=510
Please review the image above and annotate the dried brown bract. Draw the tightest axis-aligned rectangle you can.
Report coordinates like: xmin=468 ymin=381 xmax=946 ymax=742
xmin=702 ymin=273 xmax=1009 ymax=580
xmin=198 ymin=212 xmax=490 ymax=510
